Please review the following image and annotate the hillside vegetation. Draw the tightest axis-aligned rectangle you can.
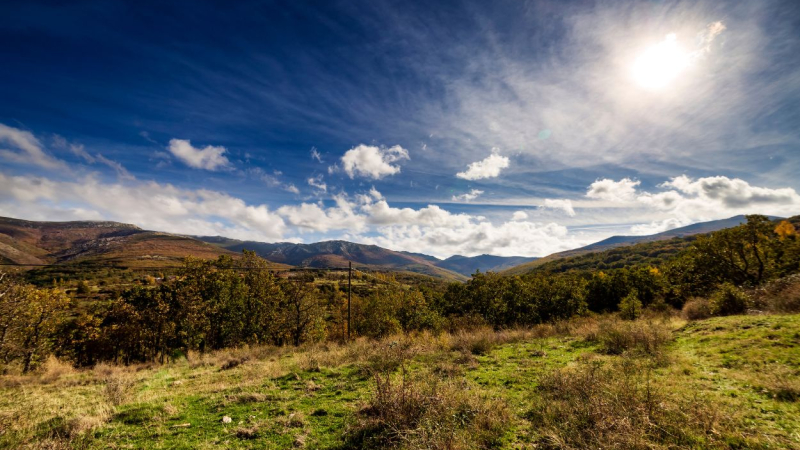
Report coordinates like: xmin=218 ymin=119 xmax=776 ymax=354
xmin=2 ymin=214 xmax=800 ymax=448
xmin=2 ymin=312 xmax=799 ymax=449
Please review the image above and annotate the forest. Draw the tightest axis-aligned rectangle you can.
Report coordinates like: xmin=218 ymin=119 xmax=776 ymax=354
xmin=1 ymin=215 xmax=799 ymax=373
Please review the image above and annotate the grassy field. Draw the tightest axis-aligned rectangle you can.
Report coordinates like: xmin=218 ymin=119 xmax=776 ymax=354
xmin=1 ymin=313 xmax=799 ymax=449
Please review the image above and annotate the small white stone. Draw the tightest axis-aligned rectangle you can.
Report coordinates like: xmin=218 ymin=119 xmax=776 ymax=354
xmin=222 ymin=416 xmax=232 ymax=424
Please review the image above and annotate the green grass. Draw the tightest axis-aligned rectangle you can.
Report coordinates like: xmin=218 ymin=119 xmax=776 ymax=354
xmin=2 ymin=314 xmax=799 ymax=449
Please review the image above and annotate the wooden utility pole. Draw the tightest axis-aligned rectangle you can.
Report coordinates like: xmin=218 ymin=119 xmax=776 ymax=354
xmin=347 ymin=261 xmax=352 ymax=340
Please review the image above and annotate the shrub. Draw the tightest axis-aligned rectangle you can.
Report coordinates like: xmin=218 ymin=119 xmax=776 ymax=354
xmin=349 ymin=371 xmax=509 ymax=449
xmin=618 ymin=290 xmax=642 ymax=320
xmin=682 ymin=297 xmax=711 ymax=320
xmin=593 ymin=320 xmax=671 ymax=356
xmin=527 ymin=358 xmax=754 ymax=449
xmin=709 ymin=283 xmax=750 ymax=316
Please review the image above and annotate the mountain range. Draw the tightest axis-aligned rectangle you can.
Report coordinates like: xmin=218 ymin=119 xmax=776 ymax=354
xmin=501 ymin=215 xmax=765 ymax=275
xmin=0 ymin=214 xmax=767 ymax=279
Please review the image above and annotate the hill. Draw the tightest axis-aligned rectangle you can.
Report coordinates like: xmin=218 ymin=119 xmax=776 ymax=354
xmin=0 ymin=216 xmax=236 ymax=269
xmin=502 ymin=215 xmax=765 ymax=275
xmin=435 ymin=254 xmax=538 ymax=275
xmin=197 ymin=237 xmax=468 ymax=281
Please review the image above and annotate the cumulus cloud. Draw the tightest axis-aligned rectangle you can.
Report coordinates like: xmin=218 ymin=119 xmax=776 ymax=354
xmin=0 ymin=123 xmax=66 ymax=169
xmin=586 ymin=178 xmax=640 ymax=202
xmin=511 ymin=211 xmax=528 ymax=221
xmin=542 ymin=199 xmax=576 ymax=216
xmin=0 ymin=172 xmax=286 ymax=241
xmin=271 ymin=190 xmax=588 ymax=257
xmin=591 ymin=175 xmax=800 ymax=234
xmin=452 ymin=189 xmax=484 ymax=202
xmin=456 ymin=151 xmax=509 ymax=180
xmin=307 ymin=174 xmax=327 ymax=192
xmin=168 ymin=139 xmax=231 ymax=171
xmin=335 ymin=144 xmax=409 ymax=180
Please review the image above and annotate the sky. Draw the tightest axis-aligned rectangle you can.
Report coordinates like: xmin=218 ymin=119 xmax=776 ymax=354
xmin=1 ymin=0 xmax=800 ymax=259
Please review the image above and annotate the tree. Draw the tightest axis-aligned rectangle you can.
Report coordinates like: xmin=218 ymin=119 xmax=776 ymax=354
xmin=0 ymin=272 xmax=70 ymax=372
xmin=618 ymin=290 xmax=643 ymax=320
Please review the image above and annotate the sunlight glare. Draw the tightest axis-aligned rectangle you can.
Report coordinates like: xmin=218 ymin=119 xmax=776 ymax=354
xmin=632 ymin=34 xmax=689 ymax=90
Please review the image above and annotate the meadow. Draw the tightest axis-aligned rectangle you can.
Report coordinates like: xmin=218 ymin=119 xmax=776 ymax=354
xmin=2 ymin=311 xmax=799 ymax=449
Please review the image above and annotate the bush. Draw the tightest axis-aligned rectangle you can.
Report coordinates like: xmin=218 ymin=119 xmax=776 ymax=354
xmin=349 ymin=371 xmax=510 ymax=449
xmin=526 ymin=358 xmax=754 ymax=449
xmin=682 ymin=297 xmax=712 ymax=320
xmin=593 ymin=320 xmax=671 ymax=356
xmin=709 ymin=283 xmax=750 ymax=316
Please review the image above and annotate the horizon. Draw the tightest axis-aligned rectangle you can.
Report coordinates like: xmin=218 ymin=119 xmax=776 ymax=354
xmin=2 ymin=1 xmax=800 ymax=259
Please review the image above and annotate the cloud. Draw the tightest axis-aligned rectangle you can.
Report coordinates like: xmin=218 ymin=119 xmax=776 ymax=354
xmin=272 ymin=190 xmax=588 ymax=257
xmin=0 ymin=172 xmax=286 ymax=241
xmin=95 ymin=154 xmax=134 ymax=180
xmin=310 ymin=147 xmax=323 ymax=163
xmin=586 ymin=178 xmax=640 ymax=202
xmin=249 ymin=167 xmax=298 ymax=193
xmin=336 ymin=144 xmax=409 ymax=179
xmin=511 ymin=211 xmax=528 ymax=221
xmin=167 ymin=139 xmax=231 ymax=171
xmin=69 ymin=144 xmax=96 ymax=164
xmin=277 ymin=196 xmax=366 ymax=234
xmin=456 ymin=151 xmax=509 ymax=180
xmin=542 ymin=199 xmax=576 ymax=217
xmin=307 ymin=174 xmax=327 ymax=192
xmin=0 ymin=123 xmax=66 ymax=169
xmin=452 ymin=189 xmax=484 ymax=202
xmin=591 ymin=175 xmax=800 ymax=233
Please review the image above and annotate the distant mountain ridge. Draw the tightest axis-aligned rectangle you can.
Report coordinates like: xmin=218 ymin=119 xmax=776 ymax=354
xmin=195 ymin=237 xmax=468 ymax=280
xmin=0 ymin=216 xmax=234 ymax=267
xmin=502 ymin=215 xmax=778 ymax=275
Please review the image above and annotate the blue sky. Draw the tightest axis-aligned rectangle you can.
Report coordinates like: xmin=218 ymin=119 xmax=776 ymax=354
xmin=1 ymin=0 xmax=800 ymax=258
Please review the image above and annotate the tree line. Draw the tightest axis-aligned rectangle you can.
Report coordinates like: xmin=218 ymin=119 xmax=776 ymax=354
xmin=1 ymin=215 xmax=798 ymax=372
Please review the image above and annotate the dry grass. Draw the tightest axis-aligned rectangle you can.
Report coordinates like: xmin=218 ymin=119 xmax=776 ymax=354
xmin=527 ymin=357 xmax=754 ymax=449
xmin=349 ymin=370 xmax=510 ymax=449
xmin=585 ymin=318 xmax=672 ymax=356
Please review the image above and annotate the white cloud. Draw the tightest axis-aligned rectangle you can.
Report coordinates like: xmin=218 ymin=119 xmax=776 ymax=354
xmin=0 ymin=123 xmax=66 ymax=169
xmin=542 ymin=199 xmax=576 ymax=216
xmin=511 ymin=211 xmax=528 ymax=221
xmin=284 ymin=184 xmax=300 ymax=194
xmin=336 ymin=144 xmax=409 ymax=179
xmin=629 ymin=218 xmax=689 ymax=236
xmin=452 ymin=189 xmax=484 ymax=202
xmin=592 ymin=175 xmax=800 ymax=235
xmin=456 ymin=151 xmax=509 ymax=180
xmin=167 ymin=139 xmax=231 ymax=171
xmin=0 ymin=172 xmax=286 ymax=241
xmin=277 ymin=196 xmax=366 ymax=234
xmin=307 ymin=174 xmax=327 ymax=192
xmin=586 ymin=178 xmax=640 ymax=202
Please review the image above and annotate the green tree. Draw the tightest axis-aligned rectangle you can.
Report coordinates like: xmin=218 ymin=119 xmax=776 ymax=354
xmin=618 ymin=290 xmax=643 ymax=320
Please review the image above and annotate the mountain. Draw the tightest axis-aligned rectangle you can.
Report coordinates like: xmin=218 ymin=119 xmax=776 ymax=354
xmin=0 ymin=216 xmax=235 ymax=268
xmin=502 ymin=215 xmax=769 ymax=276
xmin=197 ymin=238 xmax=468 ymax=281
xmin=435 ymin=254 xmax=538 ymax=276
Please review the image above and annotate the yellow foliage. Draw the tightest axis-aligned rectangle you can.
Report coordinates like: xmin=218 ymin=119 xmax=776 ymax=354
xmin=775 ymin=220 xmax=796 ymax=240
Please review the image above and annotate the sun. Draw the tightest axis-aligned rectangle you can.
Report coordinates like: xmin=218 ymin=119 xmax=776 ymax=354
xmin=632 ymin=34 xmax=690 ymax=90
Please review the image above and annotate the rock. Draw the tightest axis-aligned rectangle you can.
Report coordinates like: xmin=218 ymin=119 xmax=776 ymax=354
xmin=222 ymin=416 xmax=232 ymax=424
